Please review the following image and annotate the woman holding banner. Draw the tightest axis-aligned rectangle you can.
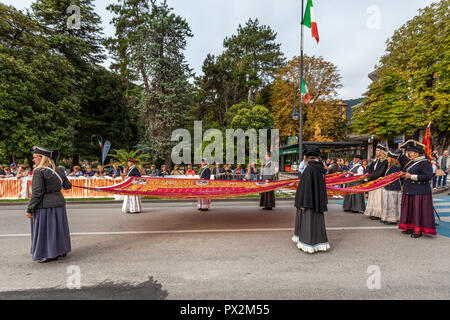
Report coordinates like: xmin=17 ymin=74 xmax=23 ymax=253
xmin=198 ymin=158 xmax=212 ymax=211
xmin=121 ymin=158 xmax=142 ymax=214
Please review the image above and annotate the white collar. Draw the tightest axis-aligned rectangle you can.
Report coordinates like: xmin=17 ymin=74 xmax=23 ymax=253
xmin=413 ymin=156 xmax=426 ymax=162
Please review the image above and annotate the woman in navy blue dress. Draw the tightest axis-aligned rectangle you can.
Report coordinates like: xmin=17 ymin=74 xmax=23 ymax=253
xmin=398 ymin=140 xmax=436 ymax=238
xmin=27 ymin=146 xmax=72 ymax=263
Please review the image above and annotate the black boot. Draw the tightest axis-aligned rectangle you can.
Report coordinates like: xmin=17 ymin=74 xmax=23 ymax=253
xmin=411 ymin=233 xmax=422 ymax=238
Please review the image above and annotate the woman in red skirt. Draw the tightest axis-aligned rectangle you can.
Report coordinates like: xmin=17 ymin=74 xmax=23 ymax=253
xmin=399 ymin=140 xmax=436 ymax=238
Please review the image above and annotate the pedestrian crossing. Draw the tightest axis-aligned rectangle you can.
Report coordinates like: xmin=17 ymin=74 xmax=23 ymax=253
xmin=433 ymin=196 xmax=450 ymax=238
xmin=329 ymin=195 xmax=450 ymax=238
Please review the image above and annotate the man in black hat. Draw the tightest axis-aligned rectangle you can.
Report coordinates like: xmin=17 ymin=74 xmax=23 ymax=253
xmin=343 ymin=154 xmax=366 ymax=213
xmin=260 ymin=152 xmax=276 ymax=210
xmin=293 ymin=145 xmax=330 ymax=253
xmin=398 ymin=140 xmax=435 ymax=238
xmin=121 ymin=157 xmax=142 ymax=214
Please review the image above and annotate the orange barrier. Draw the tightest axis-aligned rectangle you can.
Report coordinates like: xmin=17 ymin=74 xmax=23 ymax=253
xmin=0 ymin=177 xmax=121 ymax=200
xmin=0 ymin=179 xmax=26 ymax=199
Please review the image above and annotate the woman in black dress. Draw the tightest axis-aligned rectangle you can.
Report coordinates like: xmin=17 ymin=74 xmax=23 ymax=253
xmin=293 ymin=145 xmax=329 ymax=254
xmin=198 ymin=159 xmax=212 ymax=211
xmin=27 ymin=146 xmax=72 ymax=263
xmin=260 ymin=152 xmax=276 ymax=210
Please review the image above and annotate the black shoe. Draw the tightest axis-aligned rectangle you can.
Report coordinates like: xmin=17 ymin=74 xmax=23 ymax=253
xmin=38 ymin=257 xmax=58 ymax=263
xmin=411 ymin=233 xmax=423 ymax=238
xmin=200 ymin=209 xmax=209 ymax=211
xmin=402 ymin=230 xmax=413 ymax=235
xmin=262 ymin=207 xmax=273 ymax=210
xmin=369 ymin=216 xmax=380 ymax=220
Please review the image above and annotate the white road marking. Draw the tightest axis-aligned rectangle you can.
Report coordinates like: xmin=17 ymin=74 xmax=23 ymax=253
xmin=0 ymin=226 xmax=398 ymax=238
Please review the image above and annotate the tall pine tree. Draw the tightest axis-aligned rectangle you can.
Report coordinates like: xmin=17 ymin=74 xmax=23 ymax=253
xmin=107 ymin=0 xmax=194 ymax=166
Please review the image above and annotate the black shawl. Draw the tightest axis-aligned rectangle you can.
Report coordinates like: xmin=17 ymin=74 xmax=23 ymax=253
xmin=295 ymin=160 xmax=328 ymax=213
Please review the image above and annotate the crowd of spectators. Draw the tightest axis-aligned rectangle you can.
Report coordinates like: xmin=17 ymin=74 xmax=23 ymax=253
xmin=0 ymin=163 xmax=31 ymax=178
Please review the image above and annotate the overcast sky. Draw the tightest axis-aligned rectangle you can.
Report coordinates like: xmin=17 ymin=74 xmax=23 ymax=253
xmin=3 ymin=0 xmax=436 ymax=99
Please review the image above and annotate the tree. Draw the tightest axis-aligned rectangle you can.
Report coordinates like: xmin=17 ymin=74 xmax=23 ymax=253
xmin=352 ymin=0 xmax=449 ymax=151
xmin=0 ymin=4 xmax=79 ymax=162
xmin=223 ymin=18 xmax=285 ymax=104
xmin=230 ymin=105 xmax=274 ymax=131
xmin=107 ymin=0 xmax=194 ymax=166
xmin=74 ymin=66 xmax=142 ymax=162
xmin=107 ymin=149 xmax=151 ymax=168
xmin=194 ymin=19 xmax=284 ymax=126
xmin=31 ymin=0 xmax=105 ymax=69
xmin=270 ymin=55 xmax=344 ymax=140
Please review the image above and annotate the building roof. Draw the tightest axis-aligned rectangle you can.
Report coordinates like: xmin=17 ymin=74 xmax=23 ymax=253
xmin=343 ymin=98 xmax=364 ymax=120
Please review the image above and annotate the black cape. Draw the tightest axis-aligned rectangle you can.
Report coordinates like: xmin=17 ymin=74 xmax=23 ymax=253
xmin=295 ymin=160 xmax=328 ymax=213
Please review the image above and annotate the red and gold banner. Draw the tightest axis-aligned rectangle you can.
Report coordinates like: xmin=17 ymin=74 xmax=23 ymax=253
xmin=80 ymin=177 xmax=298 ymax=200
xmin=79 ymin=172 xmax=404 ymax=199
xmin=326 ymin=172 xmax=405 ymax=195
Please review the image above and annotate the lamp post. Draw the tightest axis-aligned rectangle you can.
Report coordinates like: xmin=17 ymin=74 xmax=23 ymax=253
xmin=292 ymin=0 xmax=305 ymax=166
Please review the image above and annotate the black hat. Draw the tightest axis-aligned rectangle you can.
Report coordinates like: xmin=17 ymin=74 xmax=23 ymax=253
xmin=399 ymin=140 xmax=425 ymax=154
xmin=33 ymin=146 xmax=59 ymax=163
xmin=303 ymin=145 xmax=322 ymax=157
xmin=376 ymin=143 xmax=387 ymax=151
xmin=353 ymin=154 xmax=363 ymax=160
xmin=387 ymin=149 xmax=402 ymax=160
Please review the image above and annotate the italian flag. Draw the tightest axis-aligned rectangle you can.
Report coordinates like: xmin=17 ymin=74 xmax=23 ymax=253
xmin=303 ymin=0 xmax=319 ymax=44
xmin=301 ymin=78 xmax=311 ymax=104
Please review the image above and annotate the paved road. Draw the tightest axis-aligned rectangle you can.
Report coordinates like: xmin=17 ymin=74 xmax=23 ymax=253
xmin=0 ymin=197 xmax=449 ymax=300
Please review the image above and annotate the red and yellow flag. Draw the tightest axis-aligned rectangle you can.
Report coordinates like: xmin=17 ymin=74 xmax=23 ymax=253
xmin=421 ymin=122 xmax=432 ymax=161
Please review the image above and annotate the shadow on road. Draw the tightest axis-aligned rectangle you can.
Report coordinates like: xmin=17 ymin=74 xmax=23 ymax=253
xmin=0 ymin=276 xmax=168 ymax=300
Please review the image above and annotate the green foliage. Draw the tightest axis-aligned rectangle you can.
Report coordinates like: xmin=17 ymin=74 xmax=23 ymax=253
xmin=227 ymin=103 xmax=274 ymax=131
xmin=75 ymin=66 xmax=142 ymax=162
xmin=0 ymin=3 xmax=79 ymax=161
xmin=107 ymin=0 xmax=194 ymax=165
xmin=353 ymin=0 xmax=449 ymax=149
xmin=107 ymin=148 xmax=151 ymax=168
xmin=195 ymin=19 xmax=284 ymax=127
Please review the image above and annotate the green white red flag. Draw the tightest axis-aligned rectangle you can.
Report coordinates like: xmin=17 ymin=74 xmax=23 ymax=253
xmin=303 ymin=0 xmax=319 ymax=44
xmin=301 ymin=78 xmax=311 ymax=104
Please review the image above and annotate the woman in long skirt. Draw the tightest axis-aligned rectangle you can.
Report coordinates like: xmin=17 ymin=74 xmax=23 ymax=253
xmin=121 ymin=158 xmax=142 ymax=214
xmin=398 ymin=140 xmax=436 ymax=238
xmin=27 ymin=146 xmax=72 ymax=263
xmin=364 ymin=143 xmax=388 ymax=220
xmin=260 ymin=152 xmax=276 ymax=210
xmin=342 ymin=155 xmax=366 ymax=213
xmin=293 ymin=146 xmax=329 ymax=254
xmin=198 ymin=159 xmax=212 ymax=211
xmin=380 ymin=150 xmax=403 ymax=224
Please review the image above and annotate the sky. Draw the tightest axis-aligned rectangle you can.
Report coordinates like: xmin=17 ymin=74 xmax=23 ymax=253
xmin=2 ymin=0 xmax=437 ymax=100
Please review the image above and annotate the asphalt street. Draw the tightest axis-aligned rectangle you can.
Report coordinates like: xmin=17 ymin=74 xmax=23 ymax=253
xmin=0 ymin=197 xmax=449 ymax=300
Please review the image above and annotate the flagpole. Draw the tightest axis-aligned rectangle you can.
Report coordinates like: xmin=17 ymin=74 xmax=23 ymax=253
xmin=299 ymin=0 xmax=305 ymax=162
